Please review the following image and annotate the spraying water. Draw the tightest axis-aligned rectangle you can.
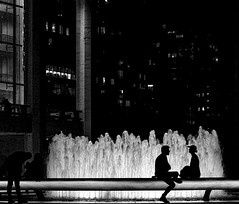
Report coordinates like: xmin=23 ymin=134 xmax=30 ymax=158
xmin=46 ymin=127 xmax=225 ymax=200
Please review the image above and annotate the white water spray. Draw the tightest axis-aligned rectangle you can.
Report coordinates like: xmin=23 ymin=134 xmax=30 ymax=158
xmin=46 ymin=127 xmax=224 ymax=200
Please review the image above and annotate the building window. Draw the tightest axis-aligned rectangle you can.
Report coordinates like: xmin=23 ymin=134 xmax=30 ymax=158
xmin=66 ymin=27 xmax=70 ymax=36
xmin=59 ymin=24 xmax=63 ymax=34
xmin=118 ymin=99 xmax=123 ymax=106
xmin=119 ymin=89 xmax=123 ymax=98
xmin=46 ymin=22 xmax=49 ymax=31
xmin=111 ymin=78 xmax=115 ymax=85
xmin=118 ymin=70 xmax=123 ymax=78
xmin=52 ymin=23 xmax=56 ymax=32
xmin=0 ymin=1 xmax=24 ymax=104
xmin=125 ymin=100 xmax=130 ymax=107
xmin=148 ymin=84 xmax=154 ymax=91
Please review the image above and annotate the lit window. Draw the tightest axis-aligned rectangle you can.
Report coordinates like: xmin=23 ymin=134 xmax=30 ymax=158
xmin=118 ymin=99 xmax=123 ymax=106
xmin=102 ymin=77 xmax=106 ymax=84
xmin=148 ymin=84 xmax=154 ymax=91
xmin=168 ymin=30 xmax=175 ymax=34
xmin=176 ymin=34 xmax=183 ymax=38
xmin=119 ymin=90 xmax=123 ymax=99
xmin=98 ymin=26 xmax=106 ymax=35
xmin=101 ymin=27 xmax=105 ymax=34
xmin=66 ymin=28 xmax=70 ymax=36
xmin=52 ymin=23 xmax=56 ymax=32
xmin=46 ymin=22 xmax=49 ymax=31
xmin=48 ymin=38 xmax=52 ymax=45
xmin=172 ymin=53 xmax=177 ymax=58
xmin=67 ymin=73 xmax=71 ymax=80
xmin=118 ymin=70 xmax=123 ymax=78
xmin=111 ymin=78 xmax=115 ymax=85
xmin=149 ymin=59 xmax=152 ymax=66
xmin=118 ymin=60 xmax=123 ymax=66
xmin=125 ymin=100 xmax=130 ymax=107
xmin=59 ymin=25 xmax=63 ymax=34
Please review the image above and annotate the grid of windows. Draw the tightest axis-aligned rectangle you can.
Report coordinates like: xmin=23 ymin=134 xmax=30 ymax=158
xmin=0 ymin=1 xmax=24 ymax=105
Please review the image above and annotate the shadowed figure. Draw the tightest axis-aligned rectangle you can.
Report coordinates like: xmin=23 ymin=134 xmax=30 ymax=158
xmin=1 ymin=151 xmax=32 ymax=204
xmin=154 ymin=145 xmax=182 ymax=203
xmin=180 ymin=145 xmax=201 ymax=179
xmin=23 ymin=153 xmax=46 ymax=201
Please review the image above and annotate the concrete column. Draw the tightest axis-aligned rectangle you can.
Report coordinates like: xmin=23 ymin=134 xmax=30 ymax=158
xmin=232 ymin=1 xmax=239 ymax=177
xmin=76 ymin=0 xmax=92 ymax=139
xmin=24 ymin=0 xmax=45 ymax=154
xmin=233 ymin=2 xmax=239 ymax=144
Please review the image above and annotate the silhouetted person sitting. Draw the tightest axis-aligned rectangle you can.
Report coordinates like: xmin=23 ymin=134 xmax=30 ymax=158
xmin=23 ymin=153 xmax=45 ymax=201
xmin=180 ymin=145 xmax=201 ymax=179
xmin=154 ymin=145 xmax=182 ymax=203
xmin=2 ymin=151 xmax=32 ymax=204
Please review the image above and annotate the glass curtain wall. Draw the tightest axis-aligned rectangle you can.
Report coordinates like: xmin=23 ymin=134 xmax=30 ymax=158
xmin=0 ymin=0 xmax=24 ymax=105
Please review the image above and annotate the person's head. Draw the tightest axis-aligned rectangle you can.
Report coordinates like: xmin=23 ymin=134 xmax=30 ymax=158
xmin=161 ymin=145 xmax=170 ymax=155
xmin=188 ymin=145 xmax=197 ymax=154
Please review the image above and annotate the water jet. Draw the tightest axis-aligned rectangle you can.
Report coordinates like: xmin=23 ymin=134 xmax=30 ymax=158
xmin=46 ymin=127 xmax=225 ymax=200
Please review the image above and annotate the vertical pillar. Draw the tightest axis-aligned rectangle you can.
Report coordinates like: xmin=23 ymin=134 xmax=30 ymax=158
xmin=76 ymin=0 xmax=92 ymax=139
xmin=233 ymin=1 xmax=239 ymax=176
xmin=233 ymin=2 xmax=239 ymax=145
xmin=24 ymin=0 xmax=45 ymax=154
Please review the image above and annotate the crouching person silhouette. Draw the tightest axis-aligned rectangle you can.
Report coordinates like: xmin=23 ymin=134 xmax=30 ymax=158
xmin=154 ymin=145 xmax=182 ymax=203
xmin=180 ymin=145 xmax=200 ymax=179
xmin=3 ymin=151 xmax=32 ymax=204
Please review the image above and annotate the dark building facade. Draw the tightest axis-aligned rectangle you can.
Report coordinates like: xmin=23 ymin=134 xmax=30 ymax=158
xmin=0 ymin=0 xmax=238 ymax=167
xmin=41 ymin=0 xmax=82 ymax=137
xmin=90 ymin=0 xmax=232 ymax=140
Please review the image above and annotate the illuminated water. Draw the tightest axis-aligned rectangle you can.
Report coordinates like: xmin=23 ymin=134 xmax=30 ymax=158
xmin=46 ymin=127 xmax=225 ymax=200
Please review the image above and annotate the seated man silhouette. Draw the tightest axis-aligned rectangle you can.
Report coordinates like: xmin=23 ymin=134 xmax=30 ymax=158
xmin=180 ymin=145 xmax=201 ymax=179
xmin=1 ymin=151 xmax=32 ymax=204
xmin=154 ymin=145 xmax=182 ymax=203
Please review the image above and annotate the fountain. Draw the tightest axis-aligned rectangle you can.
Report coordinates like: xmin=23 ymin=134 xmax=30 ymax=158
xmin=46 ymin=127 xmax=225 ymax=200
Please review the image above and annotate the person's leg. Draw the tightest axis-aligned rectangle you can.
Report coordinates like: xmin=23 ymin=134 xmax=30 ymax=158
xmin=162 ymin=178 xmax=175 ymax=197
xmin=14 ymin=179 xmax=22 ymax=203
xmin=159 ymin=176 xmax=175 ymax=203
xmin=7 ymin=178 xmax=14 ymax=203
